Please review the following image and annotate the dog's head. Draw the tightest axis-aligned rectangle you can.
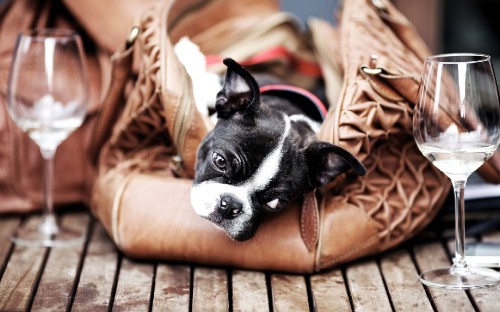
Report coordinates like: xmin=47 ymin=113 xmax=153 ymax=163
xmin=191 ymin=58 xmax=365 ymax=241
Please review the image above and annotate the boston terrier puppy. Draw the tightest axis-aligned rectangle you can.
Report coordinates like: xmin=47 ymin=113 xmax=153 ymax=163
xmin=190 ymin=58 xmax=366 ymax=241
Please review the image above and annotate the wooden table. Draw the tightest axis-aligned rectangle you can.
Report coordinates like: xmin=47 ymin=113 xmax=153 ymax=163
xmin=1 ymin=208 xmax=499 ymax=311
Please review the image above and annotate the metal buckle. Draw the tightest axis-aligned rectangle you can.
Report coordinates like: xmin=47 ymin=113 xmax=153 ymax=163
xmin=361 ymin=66 xmax=383 ymax=75
xmin=371 ymin=0 xmax=388 ymax=12
xmin=361 ymin=54 xmax=383 ymax=75
xmin=126 ymin=26 xmax=140 ymax=49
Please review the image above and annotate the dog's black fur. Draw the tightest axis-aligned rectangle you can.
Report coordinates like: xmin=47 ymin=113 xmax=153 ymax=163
xmin=190 ymin=58 xmax=366 ymax=241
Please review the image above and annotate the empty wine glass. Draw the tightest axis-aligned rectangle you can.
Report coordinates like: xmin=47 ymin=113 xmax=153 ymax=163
xmin=414 ymin=53 xmax=500 ymax=289
xmin=7 ymin=28 xmax=88 ymax=247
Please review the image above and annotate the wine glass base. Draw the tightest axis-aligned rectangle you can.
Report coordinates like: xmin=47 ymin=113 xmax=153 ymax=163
xmin=11 ymin=222 xmax=84 ymax=248
xmin=419 ymin=267 xmax=500 ymax=290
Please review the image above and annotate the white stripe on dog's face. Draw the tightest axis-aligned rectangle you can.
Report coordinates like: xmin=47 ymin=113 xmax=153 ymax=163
xmin=191 ymin=115 xmax=291 ymax=217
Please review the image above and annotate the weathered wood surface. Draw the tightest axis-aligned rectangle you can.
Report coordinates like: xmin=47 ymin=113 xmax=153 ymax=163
xmin=0 ymin=216 xmax=49 ymax=312
xmin=72 ymin=221 xmax=118 ymax=311
xmin=232 ymin=270 xmax=268 ymax=311
xmin=30 ymin=213 xmax=89 ymax=312
xmin=1 ymin=209 xmax=500 ymax=311
xmin=152 ymin=264 xmax=191 ymax=310
xmin=271 ymin=274 xmax=309 ymax=311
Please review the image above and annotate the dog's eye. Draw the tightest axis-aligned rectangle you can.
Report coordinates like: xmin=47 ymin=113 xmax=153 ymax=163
xmin=265 ymin=199 xmax=279 ymax=210
xmin=263 ymin=198 xmax=289 ymax=212
xmin=212 ymin=152 xmax=227 ymax=170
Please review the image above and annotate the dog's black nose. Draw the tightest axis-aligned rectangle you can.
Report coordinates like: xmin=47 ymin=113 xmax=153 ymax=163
xmin=218 ymin=195 xmax=243 ymax=219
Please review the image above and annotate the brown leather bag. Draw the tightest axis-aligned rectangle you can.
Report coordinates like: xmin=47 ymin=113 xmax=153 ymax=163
xmin=0 ymin=0 xmax=154 ymax=213
xmin=91 ymin=0 xmax=499 ymax=273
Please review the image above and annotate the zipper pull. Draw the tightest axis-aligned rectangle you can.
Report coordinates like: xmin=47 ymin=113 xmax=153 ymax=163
xmin=169 ymin=154 xmax=188 ymax=177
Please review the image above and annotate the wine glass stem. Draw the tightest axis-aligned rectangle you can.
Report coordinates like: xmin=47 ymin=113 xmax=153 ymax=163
xmin=40 ymin=150 xmax=58 ymax=236
xmin=452 ymin=179 xmax=467 ymax=270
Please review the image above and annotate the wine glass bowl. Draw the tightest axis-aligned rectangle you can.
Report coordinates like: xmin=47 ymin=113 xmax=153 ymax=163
xmin=414 ymin=53 xmax=500 ymax=289
xmin=7 ymin=28 xmax=88 ymax=247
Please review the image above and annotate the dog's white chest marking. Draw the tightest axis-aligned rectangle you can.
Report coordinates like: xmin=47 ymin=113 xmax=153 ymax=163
xmin=191 ymin=115 xmax=291 ymax=217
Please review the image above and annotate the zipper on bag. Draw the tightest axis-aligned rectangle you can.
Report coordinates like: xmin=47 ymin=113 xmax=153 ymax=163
xmin=170 ymin=74 xmax=194 ymax=176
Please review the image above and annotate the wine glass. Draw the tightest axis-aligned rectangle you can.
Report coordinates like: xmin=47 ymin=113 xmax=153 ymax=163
xmin=7 ymin=28 xmax=88 ymax=247
xmin=414 ymin=53 xmax=500 ymax=289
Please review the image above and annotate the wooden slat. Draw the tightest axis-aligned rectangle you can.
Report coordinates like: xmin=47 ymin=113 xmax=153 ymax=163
xmin=310 ymin=268 xmax=351 ymax=311
xmin=379 ymin=249 xmax=433 ymax=311
xmin=192 ymin=267 xmax=228 ymax=311
xmin=345 ymin=259 xmax=392 ymax=312
xmin=232 ymin=270 xmax=269 ymax=311
xmin=445 ymin=233 xmax=500 ymax=311
xmin=0 ymin=216 xmax=20 ymax=270
xmin=31 ymin=213 xmax=89 ymax=311
xmin=112 ymin=258 xmax=154 ymax=310
xmin=72 ymin=221 xmax=119 ymax=311
xmin=470 ymin=283 xmax=500 ymax=311
xmin=270 ymin=274 xmax=309 ymax=311
xmin=0 ymin=216 xmax=48 ymax=312
xmin=152 ymin=264 xmax=191 ymax=310
xmin=467 ymin=229 xmax=500 ymax=312
xmin=413 ymin=242 xmax=474 ymax=311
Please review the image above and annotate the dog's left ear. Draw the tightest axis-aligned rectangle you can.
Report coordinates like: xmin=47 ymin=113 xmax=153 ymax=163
xmin=215 ymin=58 xmax=260 ymax=120
xmin=306 ymin=142 xmax=366 ymax=187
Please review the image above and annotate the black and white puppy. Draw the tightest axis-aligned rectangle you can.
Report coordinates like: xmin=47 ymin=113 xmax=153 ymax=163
xmin=190 ymin=58 xmax=366 ymax=241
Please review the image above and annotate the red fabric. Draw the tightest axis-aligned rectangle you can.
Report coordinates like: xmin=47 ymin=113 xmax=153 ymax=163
xmin=260 ymin=84 xmax=327 ymax=121
xmin=206 ymin=46 xmax=322 ymax=78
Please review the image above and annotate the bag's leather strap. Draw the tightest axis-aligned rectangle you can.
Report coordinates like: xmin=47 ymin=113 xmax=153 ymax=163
xmin=301 ymin=191 xmax=319 ymax=252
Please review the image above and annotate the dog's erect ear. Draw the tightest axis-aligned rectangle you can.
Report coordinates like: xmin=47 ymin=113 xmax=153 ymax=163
xmin=215 ymin=58 xmax=260 ymax=120
xmin=305 ymin=142 xmax=366 ymax=187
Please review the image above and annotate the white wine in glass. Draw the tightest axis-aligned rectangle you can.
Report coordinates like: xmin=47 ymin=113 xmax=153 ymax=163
xmin=7 ymin=28 xmax=88 ymax=247
xmin=414 ymin=53 xmax=500 ymax=289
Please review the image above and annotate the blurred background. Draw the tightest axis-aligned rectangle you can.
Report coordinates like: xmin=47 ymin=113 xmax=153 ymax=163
xmin=282 ymin=0 xmax=500 ymax=79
